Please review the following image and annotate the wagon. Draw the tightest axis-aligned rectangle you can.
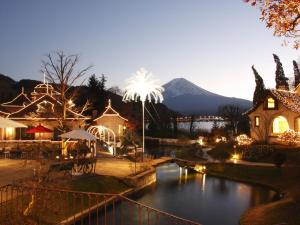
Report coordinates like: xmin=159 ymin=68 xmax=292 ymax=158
xmin=72 ymin=156 xmax=96 ymax=174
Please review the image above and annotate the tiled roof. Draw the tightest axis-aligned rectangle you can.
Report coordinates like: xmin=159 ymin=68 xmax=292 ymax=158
xmin=269 ymin=89 xmax=300 ymax=114
xmin=245 ymin=89 xmax=300 ymax=115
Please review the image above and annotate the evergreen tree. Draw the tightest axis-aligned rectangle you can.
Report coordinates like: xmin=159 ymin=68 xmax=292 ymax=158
xmin=293 ymin=60 xmax=300 ymax=88
xmin=252 ymin=66 xmax=266 ymax=105
xmin=87 ymin=74 xmax=107 ymax=113
xmin=273 ymin=54 xmax=289 ymax=90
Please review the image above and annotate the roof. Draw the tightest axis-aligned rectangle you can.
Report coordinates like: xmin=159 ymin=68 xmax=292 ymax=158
xmin=8 ymin=94 xmax=89 ymax=120
xmin=94 ymin=99 xmax=128 ymax=122
xmin=1 ymin=88 xmax=31 ymax=107
xmin=245 ymin=89 xmax=300 ymax=115
xmin=60 ymin=129 xmax=97 ymax=141
xmin=0 ymin=117 xmax=27 ymax=128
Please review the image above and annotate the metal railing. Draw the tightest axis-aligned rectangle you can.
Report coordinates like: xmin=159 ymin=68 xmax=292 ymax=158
xmin=0 ymin=184 xmax=201 ymax=225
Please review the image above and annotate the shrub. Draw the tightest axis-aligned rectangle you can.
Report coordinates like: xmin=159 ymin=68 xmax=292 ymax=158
xmin=175 ymin=143 xmax=204 ymax=161
xmin=238 ymin=144 xmax=274 ymax=161
xmin=278 ymin=129 xmax=300 ymax=145
xmin=273 ymin=152 xmax=287 ymax=168
xmin=214 ymin=149 xmax=231 ymax=162
xmin=235 ymin=134 xmax=253 ymax=146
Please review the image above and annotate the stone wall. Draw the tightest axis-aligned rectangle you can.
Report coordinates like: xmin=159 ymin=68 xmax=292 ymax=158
xmin=123 ymin=168 xmax=156 ymax=188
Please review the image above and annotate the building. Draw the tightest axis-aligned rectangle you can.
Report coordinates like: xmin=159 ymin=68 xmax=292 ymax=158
xmin=247 ymin=80 xmax=300 ymax=144
xmin=93 ymin=99 xmax=128 ymax=140
xmin=0 ymin=81 xmax=90 ymax=141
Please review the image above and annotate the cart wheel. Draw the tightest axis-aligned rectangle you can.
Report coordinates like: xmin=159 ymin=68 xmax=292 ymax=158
xmin=72 ymin=164 xmax=80 ymax=174
xmin=83 ymin=163 xmax=93 ymax=174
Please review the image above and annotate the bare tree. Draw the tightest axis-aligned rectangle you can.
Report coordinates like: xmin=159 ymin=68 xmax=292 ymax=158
xmin=189 ymin=115 xmax=195 ymax=135
xmin=218 ymin=105 xmax=243 ymax=135
xmin=108 ymin=85 xmax=123 ymax=95
xmin=42 ymin=51 xmax=92 ymax=120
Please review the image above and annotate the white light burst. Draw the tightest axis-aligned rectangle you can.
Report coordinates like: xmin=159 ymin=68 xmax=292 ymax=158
xmin=123 ymin=68 xmax=164 ymax=160
xmin=123 ymin=68 xmax=164 ymax=103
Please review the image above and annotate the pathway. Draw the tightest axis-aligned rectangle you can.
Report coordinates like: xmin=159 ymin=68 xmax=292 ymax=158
xmin=0 ymin=159 xmax=39 ymax=186
xmin=95 ymin=152 xmax=139 ymax=177
xmin=94 ymin=153 xmax=173 ymax=178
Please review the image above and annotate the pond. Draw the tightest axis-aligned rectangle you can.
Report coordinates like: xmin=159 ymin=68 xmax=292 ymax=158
xmin=131 ymin=163 xmax=277 ymax=225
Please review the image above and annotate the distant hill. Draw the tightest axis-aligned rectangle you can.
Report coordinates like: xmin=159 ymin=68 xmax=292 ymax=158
xmin=163 ymin=78 xmax=252 ymax=115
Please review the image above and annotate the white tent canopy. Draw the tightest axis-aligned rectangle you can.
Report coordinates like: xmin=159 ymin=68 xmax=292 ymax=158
xmin=0 ymin=117 xmax=27 ymax=128
xmin=60 ymin=129 xmax=97 ymax=141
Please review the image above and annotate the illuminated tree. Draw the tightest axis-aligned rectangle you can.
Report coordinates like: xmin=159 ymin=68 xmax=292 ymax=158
xmin=273 ymin=54 xmax=289 ymax=90
xmin=245 ymin=0 xmax=300 ymax=49
xmin=293 ymin=60 xmax=300 ymax=88
xmin=123 ymin=68 xmax=164 ymax=161
xmin=252 ymin=65 xmax=266 ymax=105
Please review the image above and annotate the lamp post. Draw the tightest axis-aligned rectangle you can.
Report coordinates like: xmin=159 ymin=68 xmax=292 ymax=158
xmin=123 ymin=68 xmax=164 ymax=161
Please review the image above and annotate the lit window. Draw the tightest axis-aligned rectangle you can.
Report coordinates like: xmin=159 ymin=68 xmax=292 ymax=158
xmin=295 ymin=118 xmax=300 ymax=132
xmin=267 ymin=98 xmax=275 ymax=109
xmin=6 ymin=127 xmax=13 ymax=137
xmin=255 ymin=116 xmax=260 ymax=127
xmin=273 ymin=116 xmax=289 ymax=134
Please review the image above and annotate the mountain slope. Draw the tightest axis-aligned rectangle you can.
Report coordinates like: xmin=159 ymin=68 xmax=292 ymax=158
xmin=163 ymin=78 xmax=252 ymax=115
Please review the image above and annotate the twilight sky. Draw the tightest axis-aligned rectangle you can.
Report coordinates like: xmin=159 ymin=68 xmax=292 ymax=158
xmin=0 ymin=0 xmax=299 ymax=100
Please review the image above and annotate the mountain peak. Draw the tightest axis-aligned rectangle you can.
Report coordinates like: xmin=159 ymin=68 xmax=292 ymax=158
xmin=163 ymin=77 xmax=217 ymax=99
xmin=162 ymin=77 xmax=251 ymax=115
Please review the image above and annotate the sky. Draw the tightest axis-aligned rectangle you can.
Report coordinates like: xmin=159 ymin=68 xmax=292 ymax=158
xmin=0 ymin=0 xmax=299 ymax=101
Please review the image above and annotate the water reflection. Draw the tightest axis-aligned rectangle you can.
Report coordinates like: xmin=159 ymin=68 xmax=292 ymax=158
xmin=132 ymin=163 xmax=276 ymax=225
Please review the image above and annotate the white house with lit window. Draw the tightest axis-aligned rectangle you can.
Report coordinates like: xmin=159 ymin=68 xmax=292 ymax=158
xmin=247 ymin=86 xmax=300 ymax=143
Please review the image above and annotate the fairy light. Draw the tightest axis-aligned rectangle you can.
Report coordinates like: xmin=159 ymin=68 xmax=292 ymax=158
xmin=122 ymin=68 xmax=164 ymax=159
xmin=235 ymin=134 xmax=253 ymax=145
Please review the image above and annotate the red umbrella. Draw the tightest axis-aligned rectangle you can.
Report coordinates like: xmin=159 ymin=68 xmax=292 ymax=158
xmin=26 ymin=124 xmax=53 ymax=157
xmin=26 ymin=124 xmax=52 ymax=134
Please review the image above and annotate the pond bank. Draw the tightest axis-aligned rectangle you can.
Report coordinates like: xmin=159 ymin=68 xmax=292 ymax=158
xmin=205 ymin=163 xmax=300 ymax=225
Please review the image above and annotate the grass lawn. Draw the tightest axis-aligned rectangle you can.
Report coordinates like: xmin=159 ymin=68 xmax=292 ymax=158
xmin=65 ymin=174 xmax=130 ymax=194
xmin=240 ymin=198 xmax=300 ymax=225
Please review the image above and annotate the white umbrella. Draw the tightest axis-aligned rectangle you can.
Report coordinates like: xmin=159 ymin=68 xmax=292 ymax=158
xmin=60 ymin=129 xmax=97 ymax=141
xmin=0 ymin=117 xmax=27 ymax=128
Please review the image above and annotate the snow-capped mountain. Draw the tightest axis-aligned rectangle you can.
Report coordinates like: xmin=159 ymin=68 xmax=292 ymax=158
xmin=163 ymin=78 xmax=252 ymax=115
xmin=163 ymin=78 xmax=217 ymax=98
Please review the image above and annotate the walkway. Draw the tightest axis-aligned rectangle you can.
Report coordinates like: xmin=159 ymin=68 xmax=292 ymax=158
xmin=0 ymin=159 xmax=39 ymax=186
xmin=94 ymin=153 xmax=173 ymax=178
xmin=94 ymin=152 xmax=140 ymax=177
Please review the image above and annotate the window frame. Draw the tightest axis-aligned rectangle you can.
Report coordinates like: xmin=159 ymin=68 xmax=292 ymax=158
xmin=264 ymin=97 xmax=277 ymax=110
xmin=254 ymin=116 xmax=260 ymax=127
xmin=272 ymin=116 xmax=289 ymax=134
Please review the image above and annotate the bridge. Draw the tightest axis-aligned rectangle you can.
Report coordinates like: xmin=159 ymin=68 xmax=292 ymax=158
xmin=174 ymin=115 xmax=225 ymax=122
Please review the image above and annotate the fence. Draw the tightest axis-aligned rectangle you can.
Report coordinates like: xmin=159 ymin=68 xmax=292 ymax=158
xmin=0 ymin=184 xmax=201 ymax=225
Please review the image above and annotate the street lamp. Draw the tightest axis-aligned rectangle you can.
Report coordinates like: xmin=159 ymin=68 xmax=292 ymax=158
xmin=123 ymin=68 xmax=164 ymax=161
